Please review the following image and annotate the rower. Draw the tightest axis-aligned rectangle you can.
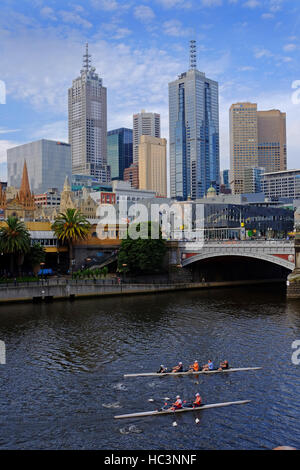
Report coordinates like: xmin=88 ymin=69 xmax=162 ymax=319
xmin=157 ymin=364 xmax=167 ymax=373
xmin=172 ymin=362 xmax=183 ymax=373
xmin=189 ymin=360 xmax=199 ymax=372
xmin=193 ymin=393 xmax=202 ymax=407
xmin=171 ymin=395 xmax=182 ymax=410
xmin=202 ymin=359 xmax=214 ymax=371
xmin=218 ymin=360 xmax=229 ymax=371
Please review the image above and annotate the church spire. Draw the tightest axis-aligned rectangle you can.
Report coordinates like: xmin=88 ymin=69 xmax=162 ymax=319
xmin=19 ymin=160 xmax=31 ymax=199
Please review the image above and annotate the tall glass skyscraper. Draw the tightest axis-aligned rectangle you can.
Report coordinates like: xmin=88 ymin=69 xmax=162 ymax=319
xmin=169 ymin=41 xmax=220 ymax=200
xmin=107 ymin=128 xmax=133 ymax=180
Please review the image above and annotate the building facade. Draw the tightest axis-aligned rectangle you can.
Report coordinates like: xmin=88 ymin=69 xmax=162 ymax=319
xmin=169 ymin=41 xmax=220 ymax=200
xmin=243 ymin=167 xmax=265 ymax=194
xmin=138 ymin=135 xmax=167 ymax=197
xmin=230 ymin=104 xmax=287 ymax=194
xmin=262 ymin=169 xmax=300 ymax=199
xmin=230 ymin=102 xmax=258 ymax=195
xmin=107 ymin=128 xmax=133 ymax=180
xmin=257 ymin=110 xmax=287 ymax=173
xmin=133 ymin=110 xmax=160 ymax=164
xmin=68 ymin=44 xmax=110 ymax=182
xmin=7 ymin=139 xmax=72 ymax=194
xmin=124 ymin=163 xmax=139 ymax=189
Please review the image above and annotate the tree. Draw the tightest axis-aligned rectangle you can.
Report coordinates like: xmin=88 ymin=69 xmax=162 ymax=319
xmin=51 ymin=208 xmax=91 ymax=272
xmin=0 ymin=216 xmax=31 ymax=275
xmin=117 ymin=222 xmax=167 ymax=275
xmin=26 ymin=243 xmax=46 ymax=275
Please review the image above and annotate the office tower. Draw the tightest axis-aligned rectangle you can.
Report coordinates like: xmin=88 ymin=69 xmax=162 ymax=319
xmin=230 ymin=103 xmax=287 ymax=194
xmin=230 ymin=102 xmax=258 ymax=194
xmin=169 ymin=40 xmax=220 ymax=200
xmin=124 ymin=163 xmax=139 ymax=189
xmin=68 ymin=43 xmax=110 ymax=182
xmin=243 ymin=167 xmax=265 ymax=194
xmin=133 ymin=110 xmax=160 ymax=164
xmin=138 ymin=136 xmax=167 ymax=197
xmin=262 ymin=169 xmax=300 ymax=199
xmin=257 ymin=110 xmax=287 ymax=173
xmin=7 ymin=139 xmax=72 ymax=194
xmin=107 ymin=128 xmax=133 ymax=180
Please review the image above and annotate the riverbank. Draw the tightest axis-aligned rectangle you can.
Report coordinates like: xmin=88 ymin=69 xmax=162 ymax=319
xmin=0 ymin=278 xmax=285 ymax=304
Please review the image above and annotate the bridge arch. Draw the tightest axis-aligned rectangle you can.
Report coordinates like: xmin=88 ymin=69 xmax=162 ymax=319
xmin=182 ymin=252 xmax=294 ymax=271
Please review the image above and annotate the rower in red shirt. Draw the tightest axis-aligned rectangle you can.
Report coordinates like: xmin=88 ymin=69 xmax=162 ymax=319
xmin=193 ymin=393 xmax=202 ymax=407
xmin=171 ymin=395 xmax=182 ymax=410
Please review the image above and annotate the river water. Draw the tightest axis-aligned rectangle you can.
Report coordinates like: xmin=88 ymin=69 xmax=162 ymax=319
xmin=0 ymin=284 xmax=299 ymax=450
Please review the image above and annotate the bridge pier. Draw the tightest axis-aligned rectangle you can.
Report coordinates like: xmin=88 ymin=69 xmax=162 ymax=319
xmin=287 ymin=227 xmax=300 ymax=299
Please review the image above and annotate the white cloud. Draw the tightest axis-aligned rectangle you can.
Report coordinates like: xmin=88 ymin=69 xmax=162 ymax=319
xmin=254 ymin=47 xmax=273 ymax=58
xmin=201 ymin=0 xmax=223 ymax=6
xmin=156 ymin=0 xmax=192 ymax=8
xmin=283 ymin=43 xmax=297 ymax=52
xmin=40 ymin=7 xmax=57 ymax=21
xmin=163 ymin=19 xmax=193 ymax=37
xmin=261 ymin=12 xmax=274 ymax=19
xmin=90 ymin=0 xmax=119 ymax=10
xmin=243 ymin=0 xmax=261 ymax=7
xmin=59 ymin=10 xmax=92 ymax=28
xmin=133 ymin=5 xmax=155 ymax=22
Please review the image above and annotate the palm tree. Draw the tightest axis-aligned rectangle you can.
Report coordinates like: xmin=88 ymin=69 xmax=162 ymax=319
xmin=0 ymin=216 xmax=31 ymax=275
xmin=51 ymin=208 xmax=91 ymax=273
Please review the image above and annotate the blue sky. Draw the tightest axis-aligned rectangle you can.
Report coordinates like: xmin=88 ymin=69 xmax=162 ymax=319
xmin=1 ymin=0 xmax=300 ymax=180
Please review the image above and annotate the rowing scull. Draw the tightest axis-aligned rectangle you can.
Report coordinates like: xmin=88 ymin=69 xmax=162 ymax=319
xmin=124 ymin=367 xmax=261 ymax=378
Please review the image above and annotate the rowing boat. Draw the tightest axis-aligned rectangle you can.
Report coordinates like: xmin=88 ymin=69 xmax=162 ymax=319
xmin=114 ymin=399 xmax=251 ymax=419
xmin=123 ymin=367 xmax=261 ymax=378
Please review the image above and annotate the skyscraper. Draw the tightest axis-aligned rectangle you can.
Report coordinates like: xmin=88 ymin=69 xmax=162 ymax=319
xmin=230 ymin=103 xmax=287 ymax=194
xmin=68 ymin=44 xmax=110 ymax=182
xmin=169 ymin=40 xmax=220 ymax=200
xmin=230 ymin=102 xmax=258 ymax=194
xmin=138 ymin=135 xmax=167 ymax=197
xmin=107 ymin=128 xmax=133 ymax=180
xmin=133 ymin=110 xmax=160 ymax=164
xmin=257 ymin=110 xmax=287 ymax=173
xmin=7 ymin=139 xmax=72 ymax=194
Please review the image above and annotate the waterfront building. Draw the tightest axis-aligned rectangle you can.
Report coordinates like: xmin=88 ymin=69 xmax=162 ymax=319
xmin=68 ymin=43 xmax=110 ymax=182
xmin=7 ymin=139 xmax=72 ymax=195
xmin=261 ymin=169 xmax=300 ymax=199
xmin=124 ymin=163 xmax=139 ymax=189
xmin=138 ymin=136 xmax=167 ymax=197
xmin=107 ymin=128 xmax=133 ymax=180
xmin=133 ymin=110 xmax=160 ymax=164
xmin=169 ymin=40 xmax=220 ymax=200
xmin=71 ymin=174 xmax=112 ymax=192
xmin=243 ymin=167 xmax=265 ymax=194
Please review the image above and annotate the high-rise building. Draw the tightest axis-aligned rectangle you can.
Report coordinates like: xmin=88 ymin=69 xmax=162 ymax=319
xmin=107 ymin=128 xmax=133 ymax=180
xmin=243 ymin=167 xmax=265 ymax=194
xmin=68 ymin=43 xmax=110 ymax=182
xmin=138 ymin=135 xmax=167 ymax=197
xmin=257 ymin=110 xmax=287 ymax=173
xmin=169 ymin=40 xmax=220 ymax=200
xmin=229 ymin=102 xmax=258 ymax=194
xmin=7 ymin=139 xmax=72 ymax=194
xmin=133 ymin=110 xmax=160 ymax=164
xmin=230 ymin=104 xmax=287 ymax=194
xmin=262 ymin=169 xmax=300 ymax=199
xmin=124 ymin=163 xmax=139 ymax=189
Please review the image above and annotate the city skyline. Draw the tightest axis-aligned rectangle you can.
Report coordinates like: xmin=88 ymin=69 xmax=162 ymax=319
xmin=1 ymin=0 xmax=300 ymax=183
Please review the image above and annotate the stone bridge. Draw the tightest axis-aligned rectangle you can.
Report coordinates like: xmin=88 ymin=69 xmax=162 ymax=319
xmin=168 ymin=240 xmax=295 ymax=271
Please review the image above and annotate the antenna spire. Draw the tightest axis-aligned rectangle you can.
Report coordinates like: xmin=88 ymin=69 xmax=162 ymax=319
xmin=83 ymin=42 xmax=91 ymax=72
xmin=189 ymin=40 xmax=197 ymax=70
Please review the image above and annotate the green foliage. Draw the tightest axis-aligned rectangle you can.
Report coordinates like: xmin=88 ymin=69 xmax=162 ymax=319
xmin=117 ymin=222 xmax=167 ymax=274
xmin=51 ymin=208 xmax=91 ymax=244
xmin=0 ymin=216 xmax=30 ymax=255
xmin=26 ymin=242 xmax=46 ymax=269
